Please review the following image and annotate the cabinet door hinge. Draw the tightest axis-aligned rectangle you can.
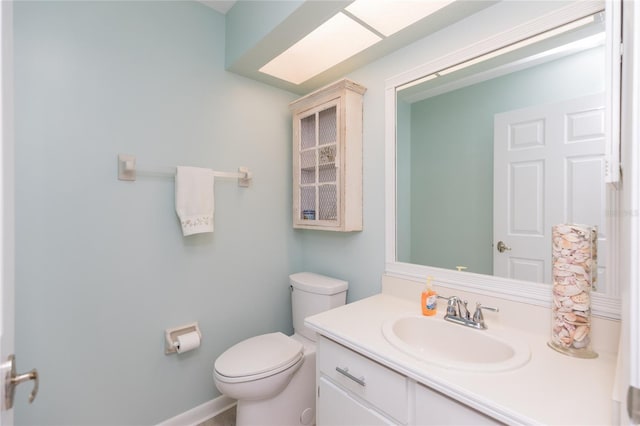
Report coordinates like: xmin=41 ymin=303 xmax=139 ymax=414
xmin=628 ymin=385 xmax=640 ymax=423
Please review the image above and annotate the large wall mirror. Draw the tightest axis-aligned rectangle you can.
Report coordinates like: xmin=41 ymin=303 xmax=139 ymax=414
xmin=385 ymin=1 xmax=621 ymax=318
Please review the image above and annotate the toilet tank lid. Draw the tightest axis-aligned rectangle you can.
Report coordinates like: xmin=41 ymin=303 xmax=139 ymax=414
xmin=289 ymin=272 xmax=348 ymax=295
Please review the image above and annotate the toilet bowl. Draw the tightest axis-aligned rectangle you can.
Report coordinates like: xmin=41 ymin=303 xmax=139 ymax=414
xmin=213 ymin=273 xmax=348 ymax=426
xmin=213 ymin=332 xmax=304 ymax=401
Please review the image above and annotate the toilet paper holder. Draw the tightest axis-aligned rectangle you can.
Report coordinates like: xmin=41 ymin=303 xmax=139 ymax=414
xmin=165 ymin=322 xmax=202 ymax=355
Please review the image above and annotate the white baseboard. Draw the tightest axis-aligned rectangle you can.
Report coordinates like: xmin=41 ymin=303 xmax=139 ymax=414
xmin=158 ymin=395 xmax=236 ymax=426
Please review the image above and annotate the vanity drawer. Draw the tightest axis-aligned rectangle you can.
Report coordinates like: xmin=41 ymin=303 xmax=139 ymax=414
xmin=317 ymin=335 xmax=408 ymax=424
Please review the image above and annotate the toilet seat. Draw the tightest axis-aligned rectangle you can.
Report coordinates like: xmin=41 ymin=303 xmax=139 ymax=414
xmin=214 ymin=332 xmax=303 ymax=383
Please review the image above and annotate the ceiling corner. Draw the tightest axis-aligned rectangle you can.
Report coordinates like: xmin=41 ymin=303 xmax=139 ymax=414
xmin=198 ymin=0 xmax=236 ymax=15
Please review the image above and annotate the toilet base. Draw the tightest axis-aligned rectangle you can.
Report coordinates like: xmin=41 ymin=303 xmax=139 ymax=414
xmin=236 ymin=351 xmax=316 ymax=426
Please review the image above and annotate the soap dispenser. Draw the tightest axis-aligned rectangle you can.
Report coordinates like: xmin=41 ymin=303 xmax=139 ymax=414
xmin=421 ymin=276 xmax=438 ymax=316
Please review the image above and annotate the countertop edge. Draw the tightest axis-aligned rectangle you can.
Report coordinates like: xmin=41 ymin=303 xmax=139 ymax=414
xmin=306 ymin=320 xmax=539 ymax=426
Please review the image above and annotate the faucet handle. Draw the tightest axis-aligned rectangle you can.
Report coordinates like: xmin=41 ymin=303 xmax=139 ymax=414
xmin=437 ymin=295 xmax=458 ymax=316
xmin=472 ymin=303 xmax=499 ymax=327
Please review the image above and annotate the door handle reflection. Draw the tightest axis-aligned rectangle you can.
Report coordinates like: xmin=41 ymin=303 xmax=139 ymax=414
xmin=497 ymin=241 xmax=512 ymax=253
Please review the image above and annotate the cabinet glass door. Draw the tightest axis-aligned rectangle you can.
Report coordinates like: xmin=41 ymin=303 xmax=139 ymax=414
xmin=298 ymin=102 xmax=339 ymax=224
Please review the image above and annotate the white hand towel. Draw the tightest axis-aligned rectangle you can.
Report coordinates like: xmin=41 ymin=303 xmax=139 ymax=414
xmin=175 ymin=166 xmax=215 ymax=236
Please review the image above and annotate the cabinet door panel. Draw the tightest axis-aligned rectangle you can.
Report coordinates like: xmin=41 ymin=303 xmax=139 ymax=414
xmin=318 ymin=377 xmax=394 ymax=426
xmin=415 ymin=383 xmax=503 ymax=425
xmin=317 ymin=336 xmax=408 ymax=423
xmin=319 ymin=106 xmax=337 ymax=144
xmin=300 ymin=114 xmax=317 ymax=149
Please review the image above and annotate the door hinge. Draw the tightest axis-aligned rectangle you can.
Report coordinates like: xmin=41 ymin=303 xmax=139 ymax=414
xmin=620 ymin=42 xmax=624 ymax=63
xmin=628 ymin=385 xmax=640 ymax=423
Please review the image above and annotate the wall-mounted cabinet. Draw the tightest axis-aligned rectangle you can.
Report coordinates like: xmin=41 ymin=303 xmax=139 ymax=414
xmin=290 ymin=79 xmax=366 ymax=231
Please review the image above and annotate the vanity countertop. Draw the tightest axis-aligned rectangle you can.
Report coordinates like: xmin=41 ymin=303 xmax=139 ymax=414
xmin=305 ymin=293 xmax=617 ymax=425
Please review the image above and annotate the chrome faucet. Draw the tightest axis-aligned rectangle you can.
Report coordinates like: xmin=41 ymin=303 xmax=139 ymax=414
xmin=472 ymin=302 xmax=499 ymax=329
xmin=438 ymin=296 xmax=498 ymax=330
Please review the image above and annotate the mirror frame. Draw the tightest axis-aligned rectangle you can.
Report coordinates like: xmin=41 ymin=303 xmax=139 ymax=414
xmin=384 ymin=0 xmax=621 ymax=319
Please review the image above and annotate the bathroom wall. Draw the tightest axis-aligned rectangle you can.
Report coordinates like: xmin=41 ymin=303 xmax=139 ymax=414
xmin=225 ymin=0 xmax=303 ymax=69
xmin=12 ymin=1 xmax=600 ymax=424
xmin=14 ymin=1 xmax=297 ymax=424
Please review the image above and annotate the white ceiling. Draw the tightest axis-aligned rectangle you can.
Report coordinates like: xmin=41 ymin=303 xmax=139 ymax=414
xmin=196 ymin=0 xmax=498 ymax=94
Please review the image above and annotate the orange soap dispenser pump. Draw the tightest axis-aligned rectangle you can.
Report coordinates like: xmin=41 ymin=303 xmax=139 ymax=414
xmin=421 ymin=276 xmax=438 ymax=316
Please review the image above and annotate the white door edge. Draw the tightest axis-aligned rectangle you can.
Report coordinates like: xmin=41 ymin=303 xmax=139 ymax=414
xmin=0 ymin=1 xmax=16 ymax=424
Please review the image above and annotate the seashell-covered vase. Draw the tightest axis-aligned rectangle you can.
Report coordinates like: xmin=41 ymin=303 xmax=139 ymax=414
xmin=548 ymin=224 xmax=598 ymax=359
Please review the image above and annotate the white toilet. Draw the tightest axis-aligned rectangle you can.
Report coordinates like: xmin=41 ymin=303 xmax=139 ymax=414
xmin=213 ymin=272 xmax=348 ymax=426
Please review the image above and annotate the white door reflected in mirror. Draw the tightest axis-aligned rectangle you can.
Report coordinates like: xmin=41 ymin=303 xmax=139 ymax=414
xmin=493 ymin=94 xmax=607 ymax=289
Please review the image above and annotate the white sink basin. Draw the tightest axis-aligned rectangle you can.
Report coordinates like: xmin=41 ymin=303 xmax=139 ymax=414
xmin=382 ymin=314 xmax=531 ymax=372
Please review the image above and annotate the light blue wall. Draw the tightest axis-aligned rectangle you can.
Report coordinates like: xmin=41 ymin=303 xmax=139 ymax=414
xmin=409 ymin=47 xmax=604 ymax=273
xmin=14 ymin=1 xmax=297 ymax=424
xmin=12 ymin=1 xmax=605 ymax=424
xmin=294 ymin=78 xmax=387 ymax=302
xmin=225 ymin=0 xmax=303 ymax=67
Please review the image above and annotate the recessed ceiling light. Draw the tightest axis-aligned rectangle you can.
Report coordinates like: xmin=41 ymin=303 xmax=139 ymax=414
xmin=346 ymin=0 xmax=455 ymax=37
xmin=259 ymin=12 xmax=381 ymax=85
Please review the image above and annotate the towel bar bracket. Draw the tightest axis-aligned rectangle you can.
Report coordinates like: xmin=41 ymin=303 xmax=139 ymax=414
xmin=238 ymin=167 xmax=252 ymax=187
xmin=118 ymin=154 xmax=136 ymax=181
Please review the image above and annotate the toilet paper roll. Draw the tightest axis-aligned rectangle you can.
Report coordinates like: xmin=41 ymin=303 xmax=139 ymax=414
xmin=176 ymin=332 xmax=200 ymax=354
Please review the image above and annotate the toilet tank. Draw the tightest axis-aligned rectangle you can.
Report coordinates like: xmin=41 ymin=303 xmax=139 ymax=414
xmin=290 ymin=272 xmax=348 ymax=341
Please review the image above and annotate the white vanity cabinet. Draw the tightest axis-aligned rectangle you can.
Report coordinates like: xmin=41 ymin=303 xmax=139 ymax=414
xmin=289 ymin=79 xmax=366 ymax=231
xmin=316 ymin=335 xmax=504 ymax=426
xmin=317 ymin=335 xmax=408 ymax=425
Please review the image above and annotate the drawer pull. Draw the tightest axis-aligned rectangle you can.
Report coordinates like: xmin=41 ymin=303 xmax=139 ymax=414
xmin=335 ymin=366 xmax=366 ymax=387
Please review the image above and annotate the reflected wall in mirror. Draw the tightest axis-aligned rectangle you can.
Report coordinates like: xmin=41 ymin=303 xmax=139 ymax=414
xmin=389 ymin=2 xmax=620 ymax=316
xmin=397 ymin=27 xmax=607 ymax=282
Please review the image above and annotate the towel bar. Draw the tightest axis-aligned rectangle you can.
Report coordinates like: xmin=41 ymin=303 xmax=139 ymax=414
xmin=117 ymin=154 xmax=252 ymax=187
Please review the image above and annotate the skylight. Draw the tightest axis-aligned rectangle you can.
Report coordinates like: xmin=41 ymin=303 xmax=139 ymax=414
xmin=259 ymin=1 xmax=457 ymax=85
xmin=345 ymin=0 xmax=455 ymax=37
xmin=259 ymin=12 xmax=381 ymax=85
